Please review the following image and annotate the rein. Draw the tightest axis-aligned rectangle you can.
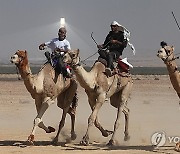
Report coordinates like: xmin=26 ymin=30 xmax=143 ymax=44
xmin=106 ymin=75 xmax=116 ymax=96
xmin=15 ymin=53 xmax=31 ymax=80
xmin=79 ymin=32 xmax=111 ymax=65
xmin=71 ymin=56 xmax=81 ymax=69
xmin=163 ymin=47 xmax=180 ymax=62
xmin=15 ymin=66 xmax=21 ymax=80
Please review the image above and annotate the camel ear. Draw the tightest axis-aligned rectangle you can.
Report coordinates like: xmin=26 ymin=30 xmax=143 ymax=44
xmin=171 ymin=46 xmax=174 ymax=51
xmin=24 ymin=50 xmax=27 ymax=55
xmin=76 ymin=49 xmax=80 ymax=55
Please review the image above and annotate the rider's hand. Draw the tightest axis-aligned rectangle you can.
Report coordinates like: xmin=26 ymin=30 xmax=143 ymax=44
xmin=39 ymin=44 xmax=46 ymax=50
xmin=111 ymin=40 xmax=118 ymax=44
xmin=111 ymin=40 xmax=123 ymax=45
xmin=54 ymin=48 xmax=64 ymax=52
xmin=97 ymin=44 xmax=103 ymax=49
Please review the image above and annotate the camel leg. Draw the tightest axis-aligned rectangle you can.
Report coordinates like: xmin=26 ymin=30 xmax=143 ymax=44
xmin=67 ymin=93 xmax=78 ymax=141
xmin=175 ymin=93 xmax=180 ymax=151
xmin=107 ymin=103 xmax=124 ymax=146
xmin=52 ymin=80 xmax=77 ymax=145
xmin=52 ymin=107 xmax=69 ymax=145
xmin=27 ymin=97 xmax=53 ymax=145
xmin=80 ymin=93 xmax=105 ymax=146
xmin=68 ymin=108 xmax=76 ymax=140
xmin=123 ymin=105 xmax=130 ymax=141
xmin=107 ymin=83 xmax=132 ymax=146
xmin=33 ymin=97 xmax=55 ymax=133
xmin=86 ymin=91 xmax=112 ymax=137
xmin=67 ymin=80 xmax=78 ymax=141
xmin=94 ymin=117 xmax=113 ymax=137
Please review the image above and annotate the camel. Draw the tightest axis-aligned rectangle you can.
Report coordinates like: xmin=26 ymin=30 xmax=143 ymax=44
xmin=10 ymin=50 xmax=78 ymax=145
xmin=63 ymin=49 xmax=133 ymax=146
xmin=157 ymin=43 xmax=180 ymax=98
xmin=157 ymin=43 xmax=180 ymax=151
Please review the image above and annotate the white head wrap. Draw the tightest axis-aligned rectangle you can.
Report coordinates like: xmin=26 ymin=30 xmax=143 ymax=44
xmin=111 ymin=21 xmax=121 ymax=27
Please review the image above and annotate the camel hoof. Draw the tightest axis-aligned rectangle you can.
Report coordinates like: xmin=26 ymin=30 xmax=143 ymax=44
xmin=71 ymin=132 xmax=77 ymax=140
xmin=26 ymin=140 xmax=34 ymax=146
xmin=27 ymin=134 xmax=34 ymax=145
xmin=102 ymin=130 xmax=113 ymax=137
xmin=80 ymin=136 xmax=89 ymax=146
xmin=124 ymin=135 xmax=130 ymax=141
xmin=52 ymin=137 xmax=58 ymax=145
xmin=175 ymin=142 xmax=180 ymax=152
xmin=80 ymin=140 xmax=89 ymax=146
xmin=46 ymin=126 xmax=55 ymax=133
xmin=107 ymin=139 xmax=115 ymax=146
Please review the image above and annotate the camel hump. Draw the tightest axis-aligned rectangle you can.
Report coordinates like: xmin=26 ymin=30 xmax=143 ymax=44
xmin=96 ymin=57 xmax=107 ymax=67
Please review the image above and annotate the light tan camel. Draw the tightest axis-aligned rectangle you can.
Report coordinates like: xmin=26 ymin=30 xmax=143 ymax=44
xmin=157 ymin=44 xmax=180 ymax=98
xmin=157 ymin=43 xmax=180 ymax=151
xmin=63 ymin=49 xmax=133 ymax=146
xmin=10 ymin=50 xmax=78 ymax=145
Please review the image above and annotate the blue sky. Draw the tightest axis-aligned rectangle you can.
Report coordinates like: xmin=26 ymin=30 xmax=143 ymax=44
xmin=1 ymin=0 xmax=180 ymax=66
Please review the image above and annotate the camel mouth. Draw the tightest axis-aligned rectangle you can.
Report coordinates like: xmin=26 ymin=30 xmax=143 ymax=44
xmin=157 ymin=54 xmax=166 ymax=61
xmin=161 ymin=57 xmax=166 ymax=62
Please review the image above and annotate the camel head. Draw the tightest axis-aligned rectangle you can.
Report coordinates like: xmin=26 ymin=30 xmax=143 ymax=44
xmin=157 ymin=42 xmax=175 ymax=63
xmin=63 ymin=49 xmax=80 ymax=66
xmin=10 ymin=50 xmax=28 ymax=66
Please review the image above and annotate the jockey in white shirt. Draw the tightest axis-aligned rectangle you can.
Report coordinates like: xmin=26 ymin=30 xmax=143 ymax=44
xmin=39 ymin=27 xmax=72 ymax=77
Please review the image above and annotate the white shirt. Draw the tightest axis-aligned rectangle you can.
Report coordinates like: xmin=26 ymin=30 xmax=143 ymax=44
xmin=45 ymin=38 xmax=71 ymax=52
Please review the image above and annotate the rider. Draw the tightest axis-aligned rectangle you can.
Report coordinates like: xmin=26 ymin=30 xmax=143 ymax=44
xmin=39 ymin=27 xmax=72 ymax=78
xmin=97 ymin=21 xmax=128 ymax=76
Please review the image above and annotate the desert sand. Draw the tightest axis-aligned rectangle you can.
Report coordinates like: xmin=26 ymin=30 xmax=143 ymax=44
xmin=0 ymin=74 xmax=180 ymax=154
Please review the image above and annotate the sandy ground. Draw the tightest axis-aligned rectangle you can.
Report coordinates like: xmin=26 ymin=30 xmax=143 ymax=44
xmin=0 ymin=74 xmax=180 ymax=154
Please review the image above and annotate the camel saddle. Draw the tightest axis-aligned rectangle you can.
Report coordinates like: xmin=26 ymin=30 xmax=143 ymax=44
xmin=96 ymin=56 xmax=131 ymax=76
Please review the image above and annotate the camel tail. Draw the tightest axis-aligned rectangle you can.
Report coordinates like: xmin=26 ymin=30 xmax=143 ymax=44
xmin=71 ymin=92 xmax=78 ymax=109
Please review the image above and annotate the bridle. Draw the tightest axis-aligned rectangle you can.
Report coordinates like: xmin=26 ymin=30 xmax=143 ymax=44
xmin=15 ymin=52 xmax=25 ymax=66
xmin=68 ymin=54 xmax=81 ymax=69
xmin=14 ymin=52 xmax=30 ymax=80
xmin=162 ymin=47 xmax=179 ymax=63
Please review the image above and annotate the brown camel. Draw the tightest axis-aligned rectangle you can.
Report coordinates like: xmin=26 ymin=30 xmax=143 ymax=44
xmin=157 ymin=43 xmax=180 ymax=151
xmin=10 ymin=50 xmax=78 ymax=145
xmin=63 ymin=49 xmax=133 ymax=146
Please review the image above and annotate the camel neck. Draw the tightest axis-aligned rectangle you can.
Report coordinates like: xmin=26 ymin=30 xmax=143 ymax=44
xmin=73 ymin=64 xmax=95 ymax=90
xmin=18 ymin=64 xmax=32 ymax=80
xmin=166 ymin=61 xmax=178 ymax=75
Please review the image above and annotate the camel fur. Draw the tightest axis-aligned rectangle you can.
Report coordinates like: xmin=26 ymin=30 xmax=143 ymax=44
xmin=10 ymin=50 xmax=78 ymax=145
xmin=63 ymin=49 xmax=133 ymax=146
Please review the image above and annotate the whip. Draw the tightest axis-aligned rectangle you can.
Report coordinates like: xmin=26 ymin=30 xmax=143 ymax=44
xmin=91 ymin=32 xmax=98 ymax=45
xmin=172 ymin=11 xmax=180 ymax=31
xmin=80 ymin=32 xmax=100 ymax=64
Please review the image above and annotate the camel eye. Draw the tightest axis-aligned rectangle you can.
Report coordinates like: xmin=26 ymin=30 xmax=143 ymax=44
xmin=72 ymin=53 xmax=76 ymax=57
xmin=158 ymin=50 xmax=162 ymax=53
xmin=63 ymin=55 xmax=66 ymax=59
